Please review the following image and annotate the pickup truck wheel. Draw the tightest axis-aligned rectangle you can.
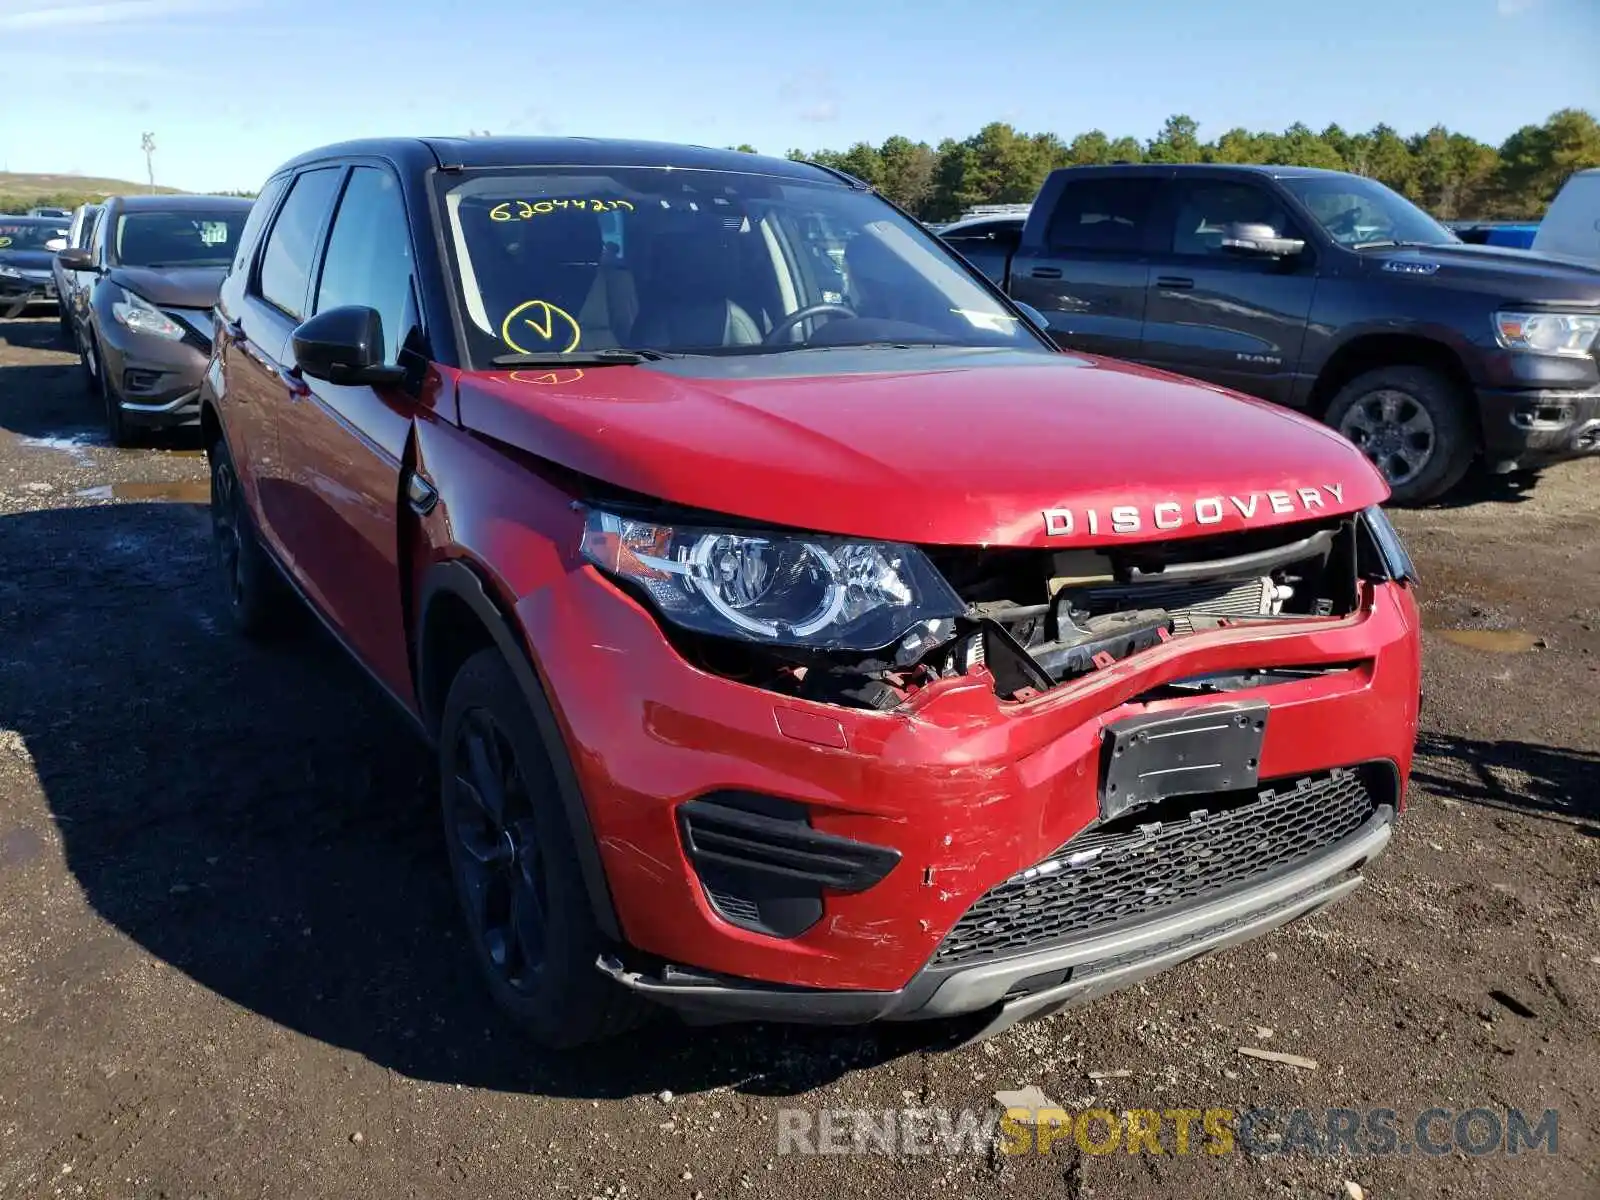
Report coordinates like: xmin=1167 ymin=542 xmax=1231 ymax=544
xmin=208 ymin=436 xmax=284 ymax=637
xmin=1326 ymin=365 xmax=1474 ymax=504
xmin=440 ymin=648 xmax=647 ymax=1049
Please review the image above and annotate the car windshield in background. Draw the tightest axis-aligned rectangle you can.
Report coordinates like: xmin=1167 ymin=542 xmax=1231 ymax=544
xmin=0 ymin=219 xmax=69 ymax=251
xmin=435 ymin=167 xmax=1045 ymax=364
xmin=1281 ymin=175 xmax=1460 ymax=249
xmin=115 ymin=210 xmax=249 ymax=268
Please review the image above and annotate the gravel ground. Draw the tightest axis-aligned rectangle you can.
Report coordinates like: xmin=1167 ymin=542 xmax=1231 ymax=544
xmin=1 ymin=313 xmax=1596 ymax=1200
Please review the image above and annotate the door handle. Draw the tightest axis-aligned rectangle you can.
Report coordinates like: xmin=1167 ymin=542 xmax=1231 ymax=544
xmin=1030 ymin=266 xmax=1063 ymax=279
xmin=1157 ymin=275 xmax=1195 ymax=290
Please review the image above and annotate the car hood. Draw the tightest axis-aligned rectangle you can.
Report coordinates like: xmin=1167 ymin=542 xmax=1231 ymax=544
xmin=455 ymin=347 xmax=1387 ymax=549
xmin=1367 ymin=242 xmax=1600 ymax=300
xmin=106 ymin=265 xmax=227 ymax=309
xmin=0 ymin=249 xmax=56 ymax=273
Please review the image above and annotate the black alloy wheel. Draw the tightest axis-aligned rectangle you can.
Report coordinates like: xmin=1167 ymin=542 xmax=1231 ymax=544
xmin=438 ymin=648 xmax=646 ymax=1048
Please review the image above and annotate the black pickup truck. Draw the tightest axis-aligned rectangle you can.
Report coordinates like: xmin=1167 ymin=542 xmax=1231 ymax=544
xmin=938 ymin=164 xmax=1600 ymax=502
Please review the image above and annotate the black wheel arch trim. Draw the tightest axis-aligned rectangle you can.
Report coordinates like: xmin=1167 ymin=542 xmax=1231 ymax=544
xmin=416 ymin=560 xmax=623 ymax=943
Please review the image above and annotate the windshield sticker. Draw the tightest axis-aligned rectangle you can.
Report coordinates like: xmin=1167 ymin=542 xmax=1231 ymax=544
xmin=501 ymin=299 xmax=582 ymax=354
xmin=489 ymin=199 xmax=635 ymax=222
xmin=509 ymin=368 xmax=587 ymax=386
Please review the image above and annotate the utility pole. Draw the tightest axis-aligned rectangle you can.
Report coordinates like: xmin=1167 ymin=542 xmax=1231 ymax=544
xmin=141 ymin=132 xmax=156 ymax=190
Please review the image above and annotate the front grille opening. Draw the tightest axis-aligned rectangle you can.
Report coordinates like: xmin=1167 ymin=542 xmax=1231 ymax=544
xmin=930 ymin=762 xmax=1395 ymax=969
xmin=924 ymin=516 xmax=1362 ymax=699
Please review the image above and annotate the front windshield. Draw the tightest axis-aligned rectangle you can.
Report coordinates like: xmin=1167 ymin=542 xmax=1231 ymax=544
xmin=436 ymin=166 xmax=1047 ymax=363
xmin=1281 ymin=175 xmax=1459 ymax=249
xmin=115 ymin=210 xmax=249 ymax=268
xmin=0 ymin=219 xmax=69 ymax=252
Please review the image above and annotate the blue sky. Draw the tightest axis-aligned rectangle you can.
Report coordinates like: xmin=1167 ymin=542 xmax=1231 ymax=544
xmin=1 ymin=0 xmax=1596 ymax=192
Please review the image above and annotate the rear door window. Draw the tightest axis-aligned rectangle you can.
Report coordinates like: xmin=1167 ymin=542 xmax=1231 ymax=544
xmin=1045 ymin=178 xmax=1160 ymax=253
xmin=256 ymin=167 xmax=343 ymax=320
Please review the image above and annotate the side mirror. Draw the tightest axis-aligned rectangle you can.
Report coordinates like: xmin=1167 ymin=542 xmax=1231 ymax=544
xmin=1219 ymin=222 xmax=1305 ymax=258
xmin=291 ymin=306 xmax=407 ymax=386
xmin=1014 ymin=301 xmax=1048 ymax=329
xmin=56 ymin=246 xmax=94 ymax=271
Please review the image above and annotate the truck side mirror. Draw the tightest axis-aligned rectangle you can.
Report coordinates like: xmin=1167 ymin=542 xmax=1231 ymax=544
xmin=1219 ymin=222 xmax=1305 ymax=258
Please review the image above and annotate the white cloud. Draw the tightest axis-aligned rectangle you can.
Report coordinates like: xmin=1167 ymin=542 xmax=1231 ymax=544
xmin=1496 ymin=0 xmax=1539 ymax=15
xmin=780 ymin=71 xmax=841 ymax=124
xmin=0 ymin=0 xmax=242 ymax=30
xmin=0 ymin=49 xmax=173 ymax=76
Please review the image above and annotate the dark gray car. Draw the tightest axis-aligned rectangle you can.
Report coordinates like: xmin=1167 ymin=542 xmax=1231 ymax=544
xmin=59 ymin=193 xmax=252 ymax=445
xmin=0 ymin=216 xmax=70 ymax=317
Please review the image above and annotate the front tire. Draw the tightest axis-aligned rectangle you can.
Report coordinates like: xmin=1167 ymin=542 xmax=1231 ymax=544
xmin=439 ymin=648 xmax=646 ymax=1049
xmin=97 ymin=342 xmax=136 ymax=447
xmin=208 ymin=435 xmax=285 ymax=637
xmin=1326 ymin=365 xmax=1474 ymax=504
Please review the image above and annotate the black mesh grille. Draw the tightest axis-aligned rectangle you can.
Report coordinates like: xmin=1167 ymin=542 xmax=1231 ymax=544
xmin=931 ymin=766 xmax=1390 ymax=968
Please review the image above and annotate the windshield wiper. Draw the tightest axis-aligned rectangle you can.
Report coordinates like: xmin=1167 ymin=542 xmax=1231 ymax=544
xmin=489 ymin=348 xmax=676 ymax=367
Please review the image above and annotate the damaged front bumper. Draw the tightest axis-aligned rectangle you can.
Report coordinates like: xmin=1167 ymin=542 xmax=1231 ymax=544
xmin=518 ymin=553 xmax=1422 ymax=1025
xmin=599 ymin=801 xmax=1392 ymax=1041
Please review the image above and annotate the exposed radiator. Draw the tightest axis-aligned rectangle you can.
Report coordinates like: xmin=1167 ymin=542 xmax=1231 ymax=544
xmin=1077 ymin=576 xmax=1281 ymax=633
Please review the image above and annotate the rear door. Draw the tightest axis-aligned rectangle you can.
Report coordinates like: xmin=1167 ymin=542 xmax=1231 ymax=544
xmin=274 ymin=163 xmax=423 ymax=695
xmin=1139 ymin=176 xmax=1317 ymax=404
xmin=1006 ymin=175 xmax=1162 ymax=363
xmin=229 ymin=166 xmax=344 ymax=563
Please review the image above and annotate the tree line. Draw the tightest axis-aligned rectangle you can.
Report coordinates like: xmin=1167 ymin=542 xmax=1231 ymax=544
xmin=9 ymin=109 xmax=1595 ymax=223
xmin=759 ymin=108 xmax=1600 ymax=224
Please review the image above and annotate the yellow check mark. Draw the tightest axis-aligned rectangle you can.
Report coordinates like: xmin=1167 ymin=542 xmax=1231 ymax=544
xmin=500 ymin=299 xmax=581 ymax=354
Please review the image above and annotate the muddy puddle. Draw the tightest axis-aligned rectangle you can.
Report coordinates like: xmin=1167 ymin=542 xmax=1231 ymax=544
xmin=1434 ymin=629 xmax=1542 ymax=653
xmin=76 ymin=481 xmax=210 ymax=503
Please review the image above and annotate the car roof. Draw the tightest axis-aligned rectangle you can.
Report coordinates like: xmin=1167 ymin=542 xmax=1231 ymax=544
xmin=941 ymin=213 xmax=1027 ymax=230
xmin=1054 ymin=162 xmax=1357 ymax=181
xmin=268 ymin=136 xmax=844 ymax=186
xmin=105 ymin=193 xmax=254 ymax=212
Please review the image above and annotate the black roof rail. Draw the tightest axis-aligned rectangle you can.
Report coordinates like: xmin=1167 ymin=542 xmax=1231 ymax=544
xmin=801 ymin=160 xmax=874 ymax=191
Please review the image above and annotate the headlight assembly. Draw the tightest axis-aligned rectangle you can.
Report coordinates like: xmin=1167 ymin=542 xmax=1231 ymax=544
xmin=1493 ymin=310 xmax=1600 ymax=358
xmin=112 ymin=289 xmax=185 ymax=340
xmin=0 ymin=264 xmax=22 ymax=279
xmin=579 ymin=508 xmax=965 ymax=650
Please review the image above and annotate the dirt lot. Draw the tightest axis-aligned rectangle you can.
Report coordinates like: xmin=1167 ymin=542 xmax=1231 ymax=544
xmin=0 ymin=312 xmax=1596 ymax=1200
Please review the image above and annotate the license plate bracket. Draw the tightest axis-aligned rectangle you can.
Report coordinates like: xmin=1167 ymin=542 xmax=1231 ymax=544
xmin=1099 ymin=701 xmax=1268 ymax=821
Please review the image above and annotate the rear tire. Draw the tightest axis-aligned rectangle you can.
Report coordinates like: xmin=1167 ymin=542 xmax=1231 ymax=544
xmin=208 ymin=435 xmax=286 ymax=638
xmin=1325 ymin=365 xmax=1475 ymax=504
xmin=439 ymin=648 xmax=647 ymax=1049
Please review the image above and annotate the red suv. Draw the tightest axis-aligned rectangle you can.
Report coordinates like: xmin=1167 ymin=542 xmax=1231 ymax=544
xmin=203 ymin=138 xmax=1421 ymax=1048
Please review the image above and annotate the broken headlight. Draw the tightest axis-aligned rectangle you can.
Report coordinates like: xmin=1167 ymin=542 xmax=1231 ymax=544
xmin=1362 ymin=505 xmax=1417 ymax=584
xmin=580 ymin=508 xmax=964 ymax=650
